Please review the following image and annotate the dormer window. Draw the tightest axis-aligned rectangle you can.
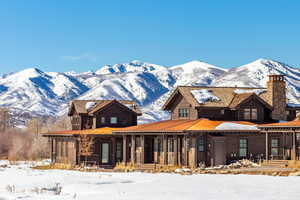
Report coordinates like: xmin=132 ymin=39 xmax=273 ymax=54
xmin=178 ymin=108 xmax=189 ymax=118
xmin=244 ymin=108 xmax=257 ymax=120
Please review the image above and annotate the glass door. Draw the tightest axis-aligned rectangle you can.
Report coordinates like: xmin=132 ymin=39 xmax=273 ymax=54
xmin=101 ymin=143 xmax=110 ymax=164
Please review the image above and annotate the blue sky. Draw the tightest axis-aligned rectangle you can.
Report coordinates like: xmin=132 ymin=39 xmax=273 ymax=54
xmin=1 ymin=0 xmax=300 ymax=73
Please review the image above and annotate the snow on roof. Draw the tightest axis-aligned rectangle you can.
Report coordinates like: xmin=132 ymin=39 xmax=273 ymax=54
xmin=216 ymin=122 xmax=258 ymax=130
xmin=191 ymin=89 xmax=220 ymax=104
xmin=85 ymin=102 xmax=97 ymax=111
xmin=234 ymin=89 xmax=266 ymax=95
xmin=287 ymin=103 xmax=300 ymax=108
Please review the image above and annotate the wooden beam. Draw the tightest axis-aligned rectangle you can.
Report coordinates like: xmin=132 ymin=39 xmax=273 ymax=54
xmin=265 ymin=132 xmax=269 ymax=161
xmin=174 ymin=135 xmax=178 ymax=166
xmin=141 ymin=135 xmax=145 ymax=164
xmin=131 ymin=135 xmax=136 ymax=164
xmin=292 ymin=131 xmax=297 ymax=160
xmin=122 ymin=135 xmax=127 ymax=164
xmin=163 ymin=135 xmax=168 ymax=165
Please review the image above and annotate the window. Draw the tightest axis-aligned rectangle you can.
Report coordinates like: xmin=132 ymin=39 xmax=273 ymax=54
xmin=251 ymin=108 xmax=257 ymax=120
xmin=101 ymin=117 xmax=105 ymax=124
xmin=271 ymin=138 xmax=279 ymax=156
xmin=178 ymin=108 xmax=189 ymax=118
xmin=197 ymin=137 xmax=205 ymax=152
xmin=220 ymin=109 xmax=225 ymax=115
xmin=239 ymin=139 xmax=248 ymax=157
xmin=243 ymin=108 xmax=258 ymax=120
xmin=110 ymin=117 xmax=117 ymax=124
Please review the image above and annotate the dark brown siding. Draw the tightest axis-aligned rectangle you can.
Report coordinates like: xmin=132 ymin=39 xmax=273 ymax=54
xmin=170 ymin=93 xmax=197 ymax=120
xmin=93 ymin=103 xmax=137 ymax=128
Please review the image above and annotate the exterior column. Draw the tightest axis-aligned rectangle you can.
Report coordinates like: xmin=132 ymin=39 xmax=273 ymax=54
xmin=292 ymin=131 xmax=297 ymax=160
xmin=184 ymin=135 xmax=189 ymax=167
xmin=111 ymin=137 xmax=116 ymax=165
xmin=131 ymin=135 xmax=136 ymax=164
xmin=265 ymin=132 xmax=269 ymax=161
xmin=178 ymin=137 xmax=181 ymax=166
xmin=122 ymin=135 xmax=127 ymax=164
xmin=163 ymin=135 xmax=168 ymax=165
xmin=173 ymin=135 xmax=178 ymax=166
xmin=141 ymin=135 xmax=145 ymax=164
xmin=50 ymin=137 xmax=54 ymax=163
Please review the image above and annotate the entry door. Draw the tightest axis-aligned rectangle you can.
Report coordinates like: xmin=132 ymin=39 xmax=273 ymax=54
xmin=100 ymin=142 xmax=110 ymax=165
xmin=213 ymin=137 xmax=226 ymax=166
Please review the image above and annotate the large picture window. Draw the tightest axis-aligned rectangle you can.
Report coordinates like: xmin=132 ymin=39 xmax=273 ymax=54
xmin=243 ymin=108 xmax=258 ymax=120
xmin=178 ymin=108 xmax=189 ymax=118
xmin=239 ymin=139 xmax=248 ymax=157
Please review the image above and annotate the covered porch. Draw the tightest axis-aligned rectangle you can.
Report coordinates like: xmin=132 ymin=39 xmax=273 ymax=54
xmin=259 ymin=121 xmax=300 ymax=162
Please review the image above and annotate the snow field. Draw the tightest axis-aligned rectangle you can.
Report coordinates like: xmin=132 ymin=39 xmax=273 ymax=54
xmin=0 ymin=160 xmax=300 ymax=200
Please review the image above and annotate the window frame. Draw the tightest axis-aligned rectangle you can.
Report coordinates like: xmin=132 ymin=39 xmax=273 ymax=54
xmin=197 ymin=137 xmax=205 ymax=152
xmin=243 ymin=108 xmax=258 ymax=120
xmin=271 ymin=138 xmax=280 ymax=157
xmin=110 ymin=117 xmax=118 ymax=124
xmin=178 ymin=108 xmax=189 ymax=118
xmin=239 ymin=138 xmax=248 ymax=157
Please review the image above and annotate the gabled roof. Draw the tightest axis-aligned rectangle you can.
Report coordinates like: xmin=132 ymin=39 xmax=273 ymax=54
xmin=229 ymin=93 xmax=272 ymax=110
xmin=162 ymin=86 xmax=269 ymax=110
xmin=68 ymin=100 xmax=141 ymax=116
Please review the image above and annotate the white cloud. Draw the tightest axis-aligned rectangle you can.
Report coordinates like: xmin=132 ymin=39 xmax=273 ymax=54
xmin=62 ymin=53 xmax=99 ymax=62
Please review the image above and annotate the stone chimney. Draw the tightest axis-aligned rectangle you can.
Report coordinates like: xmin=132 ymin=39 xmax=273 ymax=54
xmin=267 ymin=74 xmax=287 ymax=121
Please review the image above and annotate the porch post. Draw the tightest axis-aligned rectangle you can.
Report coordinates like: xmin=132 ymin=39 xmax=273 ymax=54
xmin=131 ymin=135 xmax=136 ymax=164
xmin=184 ymin=135 xmax=189 ymax=167
xmin=122 ymin=135 xmax=127 ymax=164
xmin=173 ymin=135 xmax=178 ymax=166
xmin=141 ymin=135 xmax=145 ymax=164
xmin=111 ymin=137 xmax=116 ymax=165
xmin=178 ymin=136 xmax=181 ymax=166
xmin=50 ymin=137 xmax=54 ymax=163
xmin=163 ymin=135 xmax=168 ymax=165
xmin=265 ymin=132 xmax=269 ymax=161
xmin=292 ymin=130 xmax=297 ymax=160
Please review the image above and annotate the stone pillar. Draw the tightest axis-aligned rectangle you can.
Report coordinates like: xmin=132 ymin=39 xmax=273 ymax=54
xmin=163 ymin=135 xmax=168 ymax=165
xmin=265 ymin=132 xmax=269 ymax=161
xmin=173 ymin=135 xmax=178 ymax=166
xmin=131 ymin=135 xmax=136 ymax=164
xmin=141 ymin=135 xmax=145 ymax=164
xmin=122 ymin=135 xmax=127 ymax=164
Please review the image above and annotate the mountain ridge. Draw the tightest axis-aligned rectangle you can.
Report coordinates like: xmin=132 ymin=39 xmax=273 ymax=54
xmin=1 ymin=58 xmax=300 ymax=126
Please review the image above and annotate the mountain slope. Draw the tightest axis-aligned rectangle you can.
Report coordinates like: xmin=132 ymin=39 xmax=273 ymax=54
xmin=212 ymin=58 xmax=300 ymax=103
xmin=1 ymin=58 xmax=300 ymax=127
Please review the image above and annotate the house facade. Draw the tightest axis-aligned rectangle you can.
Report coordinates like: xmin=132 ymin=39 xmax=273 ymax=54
xmin=43 ymin=75 xmax=300 ymax=168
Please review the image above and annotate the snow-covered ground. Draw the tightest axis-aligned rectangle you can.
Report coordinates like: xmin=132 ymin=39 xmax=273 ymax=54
xmin=0 ymin=161 xmax=300 ymax=200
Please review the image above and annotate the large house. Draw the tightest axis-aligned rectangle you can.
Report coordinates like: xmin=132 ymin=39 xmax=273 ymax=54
xmin=43 ymin=75 xmax=300 ymax=168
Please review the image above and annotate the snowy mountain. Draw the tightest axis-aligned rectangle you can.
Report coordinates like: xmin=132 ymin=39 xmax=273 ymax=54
xmin=1 ymin=58 xmax=300 ymax=127
xmin=212 ymin=58 xmax=300 ymax=104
